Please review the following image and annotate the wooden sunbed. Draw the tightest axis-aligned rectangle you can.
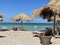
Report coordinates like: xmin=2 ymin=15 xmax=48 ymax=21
xmin=32 ymin=31 xmax=45 ymax=37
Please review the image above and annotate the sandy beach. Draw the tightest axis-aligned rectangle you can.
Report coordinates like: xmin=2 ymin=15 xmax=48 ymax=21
xmin=0 ymin=31 xmax=60 ymax=45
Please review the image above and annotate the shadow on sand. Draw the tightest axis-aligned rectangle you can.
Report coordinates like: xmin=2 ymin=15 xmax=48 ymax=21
xmin=0 ymin=36 xmax=6 ymax=38
xmin=55 ymin=37 xmax=60 ymax=38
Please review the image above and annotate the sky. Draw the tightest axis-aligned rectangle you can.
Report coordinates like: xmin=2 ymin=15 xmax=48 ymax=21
xmin=0 ymin=0 xmax=50 ymax=23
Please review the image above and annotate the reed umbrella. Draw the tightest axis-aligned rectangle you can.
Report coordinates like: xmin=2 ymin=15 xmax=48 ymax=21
xmin=32 ymin=0 xmax=58 ymax=17
xmin=0 ymin=14 xmax=3 ymax=22
xmin=32 ymin=0 xmax=60 ymax=36
xmin=16 ymin=13 xmax=33 ymax=26
xmin=11 ymin=13 xmax=33 ymax=23
xmin=10 ymin=13 xmax=33 ymax=31
xmin=32 ymin=0 xmax=59 ymax=17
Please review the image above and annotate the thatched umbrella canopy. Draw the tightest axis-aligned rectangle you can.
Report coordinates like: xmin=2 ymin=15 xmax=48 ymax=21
xmin=33 ymin=7 xmax=54 ymax=19
xmin=32 ymin=0 xmax=60 ymax=16
xmin=32 ymin=0 xmax=60 ymax=17
xmin=0 ymin=14 xmax=3 ymax=21
xmin=17 ymin=13 xmax=33 ymax=21
xmin=10 ymin=13 xmax=33 ymax=22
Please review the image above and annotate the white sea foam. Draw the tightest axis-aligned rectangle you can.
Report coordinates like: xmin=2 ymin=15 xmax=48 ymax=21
xmin=2 ymin=26 xmax=7 ymax=29
xmin=34 ymin=26 xmax=37 ymax=28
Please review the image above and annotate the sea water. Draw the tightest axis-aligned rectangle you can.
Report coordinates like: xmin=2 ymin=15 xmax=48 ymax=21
xmin=0 ymin=23 xmax=60 ymax=31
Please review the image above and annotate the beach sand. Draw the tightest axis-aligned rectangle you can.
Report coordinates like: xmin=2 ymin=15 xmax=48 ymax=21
xmin=0 ymin=31 xmax=60 ymax=45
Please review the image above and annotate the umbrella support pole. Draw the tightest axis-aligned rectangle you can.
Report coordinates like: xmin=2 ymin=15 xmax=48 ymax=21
xmin=52 ymin=14 xmax=56 ymax=37
xmin=21 ymin=20 xmax=23 ymax=26
xmin=52 ymin=9 xmax=59 ymax=37
xmin=17 ymin=20 xmax=24 ymax=31
xmin=21 ymin=20 xmax=23 ymax=30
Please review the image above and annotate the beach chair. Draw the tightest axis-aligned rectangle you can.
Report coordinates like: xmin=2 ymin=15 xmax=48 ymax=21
xmin=45 ymin=27 xmax=53 ymax=36
xmin=32 ymin=31 xmax=45 ymax=37
xmin=12 ymin=27 xmax=18 ymax=31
